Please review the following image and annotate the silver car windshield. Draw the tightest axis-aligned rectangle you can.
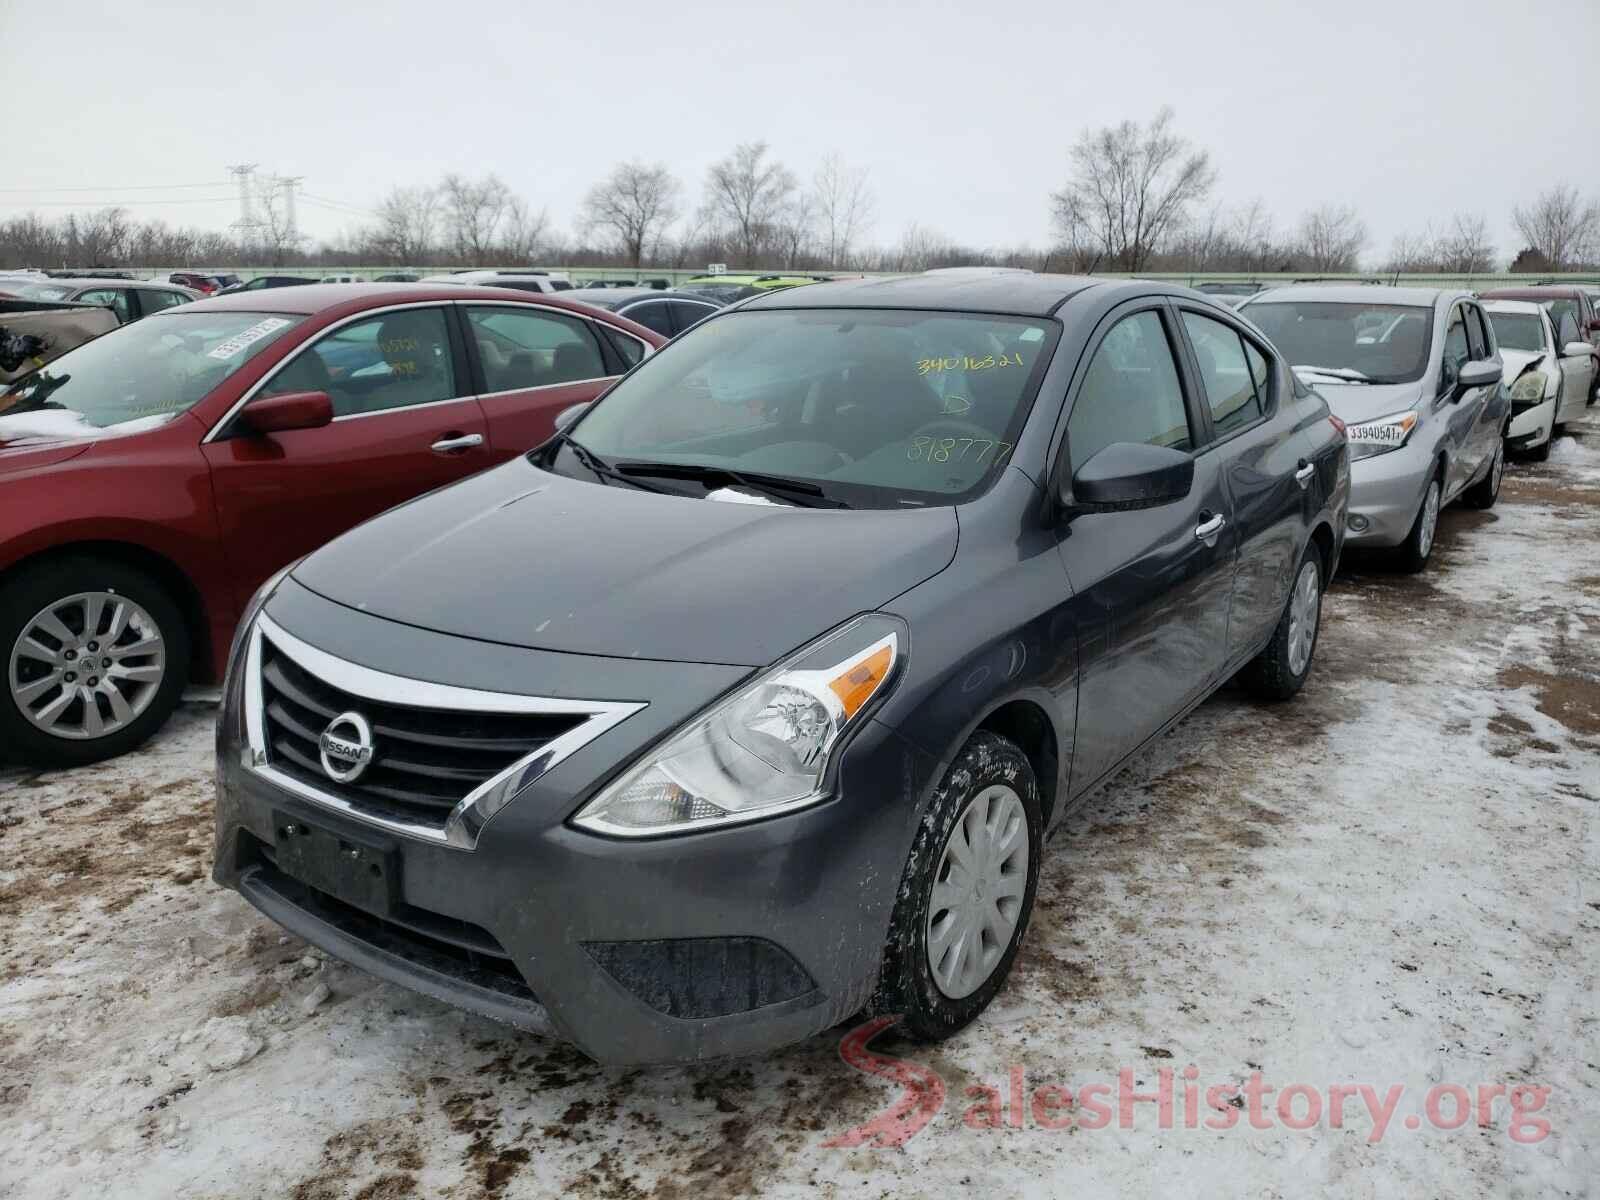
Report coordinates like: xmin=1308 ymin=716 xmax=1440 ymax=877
xmin=1244 ymin=302 xmax=1433 ymax=384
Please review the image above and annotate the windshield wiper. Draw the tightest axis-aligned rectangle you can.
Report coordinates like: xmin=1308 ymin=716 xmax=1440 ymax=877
xmin=1293 ymin=365 xmax=1373 ymax=384
xmin=546 ymin=431 xmax=680 ymax=495
xmin=613 ymin=460 xmax=848 ymax=508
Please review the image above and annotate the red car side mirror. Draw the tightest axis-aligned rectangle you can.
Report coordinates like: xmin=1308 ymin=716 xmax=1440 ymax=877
xmin=241 ymin=390 xmax=333 ymax=435
xmin=1589 ymin=317 xmax=1600 ymax=333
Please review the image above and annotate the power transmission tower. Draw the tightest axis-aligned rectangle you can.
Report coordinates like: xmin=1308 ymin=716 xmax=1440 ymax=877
xmin=227 ymin=163 xmax=264 ymax=253
xmin=278 ymin=176 xmax=304 ymax=245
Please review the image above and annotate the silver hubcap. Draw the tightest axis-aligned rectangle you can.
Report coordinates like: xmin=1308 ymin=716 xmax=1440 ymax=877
xmin=7 ymin=591 xmax=166 ymax=740
xmin=1417 ymin=482 xmax=1440 ymax=558
xmin=926 ymin=784 xmax=1029 ymax=1000
xmin=1286 ymin=560 xmax=1320 ymax=677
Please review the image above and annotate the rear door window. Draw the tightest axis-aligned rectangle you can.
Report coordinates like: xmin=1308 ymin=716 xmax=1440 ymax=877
xmin=464 ymin=306 xmax=609 ymax=392
xmin=1181 ymin=311 xmax=1265 ymax=436
xmin=621 ymin=302 xmax=674 ymax=338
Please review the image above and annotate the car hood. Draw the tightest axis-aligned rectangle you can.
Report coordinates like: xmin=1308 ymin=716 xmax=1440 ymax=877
xmin=292 ymin=457 xmax=959 ymax=667
xmin=0 ymin=409 xmax=185 ymax=448
xmin=1297 ymin=377 xmax=1424 ymax=425
xmin=1498 ymin=348 xmax=1546 ymax=381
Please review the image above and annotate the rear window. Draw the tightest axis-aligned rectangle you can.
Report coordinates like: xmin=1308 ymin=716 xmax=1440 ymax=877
xmin=1486 ymin=312 xmax=1544 ymax=353
xmin=1242 ymin=301 xmax=1433 ymax=384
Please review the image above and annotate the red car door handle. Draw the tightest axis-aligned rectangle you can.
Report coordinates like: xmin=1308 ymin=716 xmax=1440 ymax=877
xmin=430 ymin=433 xmax=484 ymax=454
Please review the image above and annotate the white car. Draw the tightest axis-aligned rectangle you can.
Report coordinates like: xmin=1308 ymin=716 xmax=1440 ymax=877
xmin=1484 ymin=299 xmax=1590 ymax=461
xmin=419 ymin=269 xmax=573 ymax=294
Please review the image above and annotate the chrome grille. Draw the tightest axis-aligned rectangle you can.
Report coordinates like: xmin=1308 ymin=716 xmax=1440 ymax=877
xmin=244 ymin=616 xmax=644 ymax=846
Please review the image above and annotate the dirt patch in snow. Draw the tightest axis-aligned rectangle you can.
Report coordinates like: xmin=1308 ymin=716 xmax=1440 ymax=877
xmin=1496 ymin=664 xmax=1600 ymax=737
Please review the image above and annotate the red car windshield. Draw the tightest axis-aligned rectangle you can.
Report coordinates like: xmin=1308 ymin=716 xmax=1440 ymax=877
xmin=0 ymin=311 xmax=302 ymax=437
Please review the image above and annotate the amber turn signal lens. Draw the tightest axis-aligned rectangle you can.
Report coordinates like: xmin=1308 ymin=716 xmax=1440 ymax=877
xmin=828 ymin=644 xmax=894 ymax=718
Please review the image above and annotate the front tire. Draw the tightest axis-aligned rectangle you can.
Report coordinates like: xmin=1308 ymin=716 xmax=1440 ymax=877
xmin=1464 ymin=438 xmax=1504 ymax=509
xmin=1241 ymin=548 xmax=1323 ymax=701
xmin=872 ymin=732 xmax=1042 ymax=1041
xmin=0 ymin=557 xmax=190 ymax=766
xmin=1394 ymin=471 xmax=1442 ymax=574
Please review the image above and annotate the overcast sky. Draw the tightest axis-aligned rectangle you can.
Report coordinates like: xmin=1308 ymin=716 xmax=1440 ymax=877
xmin=4 ymin=0 xmax=1596 ymax=266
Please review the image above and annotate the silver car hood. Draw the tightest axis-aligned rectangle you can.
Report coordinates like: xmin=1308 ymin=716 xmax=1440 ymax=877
xmin=1302 ymin=379 xmax=1425 ymax=426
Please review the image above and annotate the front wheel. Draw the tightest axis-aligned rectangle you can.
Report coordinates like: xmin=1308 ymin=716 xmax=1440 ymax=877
xmin=1241 ymin=548 xmax=1323 ymax=701
xmin=872 ymin=732 xmax=1042 ymax=1041
xmin=1394 ymin=473 xmax=1442 ymax=574
xmin=0 ymin=557 xmax=190 ymax=766
xmin=1464 ymin=438 xmax=1504 ymax=509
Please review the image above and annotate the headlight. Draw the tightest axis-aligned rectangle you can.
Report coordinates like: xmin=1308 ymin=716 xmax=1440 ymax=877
xmin=1345 ymin=410 xmax=1419 ymax=461
xmin=572 ymin=614 xmax=906 ymax=837
xmin=1509 ymin=370 xmax=1550 ymax=406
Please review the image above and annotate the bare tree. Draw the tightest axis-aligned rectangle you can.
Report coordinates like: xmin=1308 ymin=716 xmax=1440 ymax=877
xmin=812 ymin=154 xmax=875 ymax=268
xmin=776 ymin=192 xmax=816 ymax=269
xmin=1295 ymin=204 xmax=1367 ymax=272
xmin=1050 ymin=107 xmax=1215 ymax=271
xmin=371 ymin=185 xmax=439 ymax=264
xmin=704 ymin=142 xmax=798 ymax=266
xmin=498 ymin=196 xmax=550 ymax=263
xmin=580 ymin=161 xmax=681 ymax=269
xmin=441 ymin=173 xmax=512 ymax=262
xmin=1434 ymin=213 xmax=1495 ymax=273
xmin=254 ymin=180 xmax=304 ymax=266
xmin=64 ymin=207 xmax=134 ymax=265
xmin=1511 ymin=184 xmax=1598 ymax=269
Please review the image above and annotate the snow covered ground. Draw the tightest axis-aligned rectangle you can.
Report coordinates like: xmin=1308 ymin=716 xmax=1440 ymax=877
xmin=3 ymin=413 xmax=1597 ymax=1200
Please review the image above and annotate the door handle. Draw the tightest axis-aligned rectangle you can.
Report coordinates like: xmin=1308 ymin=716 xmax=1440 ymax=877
xmin=430 ymin=432 xmax=484 ymax=454
xmin=1295 ymin=460 xmax=1316 ymax=489
xmin=1194 ymin=513 xmax=1226 ymax=542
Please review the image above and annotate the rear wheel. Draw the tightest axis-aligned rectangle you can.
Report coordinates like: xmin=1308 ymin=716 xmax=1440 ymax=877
xmin=0 ymin=558 xmax=190 ymax=766
xmin=1394 ymin=472 xmax=1442 ymax=574
xmin=1241 ymin=548 xmax=1323 ymax=701
xmin=872 ymin=732 xmax=1042 ymax=1041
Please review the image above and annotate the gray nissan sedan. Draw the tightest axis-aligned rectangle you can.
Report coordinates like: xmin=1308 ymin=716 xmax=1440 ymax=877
xmin=213 ymin=273 xmax=1349 ymax=1065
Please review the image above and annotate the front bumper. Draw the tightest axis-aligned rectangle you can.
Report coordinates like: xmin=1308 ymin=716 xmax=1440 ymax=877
xmin=1342 ymin=439 xmax=1435 ymax=548
xmin=212 ymin=581 xmax=938 ymax=1066
xmin=1507 ymin=398 xmax=1555 ymax=451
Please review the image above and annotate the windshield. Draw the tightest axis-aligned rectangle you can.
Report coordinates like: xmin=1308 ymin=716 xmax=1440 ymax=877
xmin=16 ymin=282 xmax=76 ymax=302
xmin=563 ymin=308 xmax=1056 ymax=508
xmin=0 ymin=311 xmax=302 ymax=435
xmin=1242 ymin=301 xmax=1433 ymax=383
xmin=677 ymin=283 xmax=760 ymax=304
xmin=1486 ymin=312 xmax=1545 ymax=353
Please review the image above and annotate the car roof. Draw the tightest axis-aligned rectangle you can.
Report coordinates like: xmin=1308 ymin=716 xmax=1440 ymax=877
xmin=737 ymin=272 xmax=1113 ymax=317
xmin=561 ymin=287 xmax=658 ymax=307
xmin=172 ymin=281 xmax=653 ymax=323
xmin=1481 ymin=299 xmax=1546 ymax=315
xmin=1478 ymin=285 xmax=1585 ymax=299
xmin=40 ymin=277 xmax=192 ymax=291
xmin=1246 ymin=284 xmax=1442 ymax=307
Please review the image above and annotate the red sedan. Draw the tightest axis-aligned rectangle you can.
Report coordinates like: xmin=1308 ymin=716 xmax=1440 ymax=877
xmin=0 ymin=283 xmax=663 ymax=764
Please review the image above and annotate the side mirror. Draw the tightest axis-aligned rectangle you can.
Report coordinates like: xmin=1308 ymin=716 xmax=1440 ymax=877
xmin=240 ymin=390 xmax=333 ymax=435
xmin=1561 ymin=341 xmax=1593 ymax=359
xmin=1455 ymin=360 xmax=1502 ymax=393
xmin=1588 ymin=318 xmax=1600 ymax=334
xmin=553 ymin=401 xmax=590 ymax=432
xmin=1063 ymin=442 xmax=1195 ymax=514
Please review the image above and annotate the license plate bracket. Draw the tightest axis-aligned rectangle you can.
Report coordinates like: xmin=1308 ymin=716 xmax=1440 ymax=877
xmin=273 ymin=813 xmax=399 ymax=916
